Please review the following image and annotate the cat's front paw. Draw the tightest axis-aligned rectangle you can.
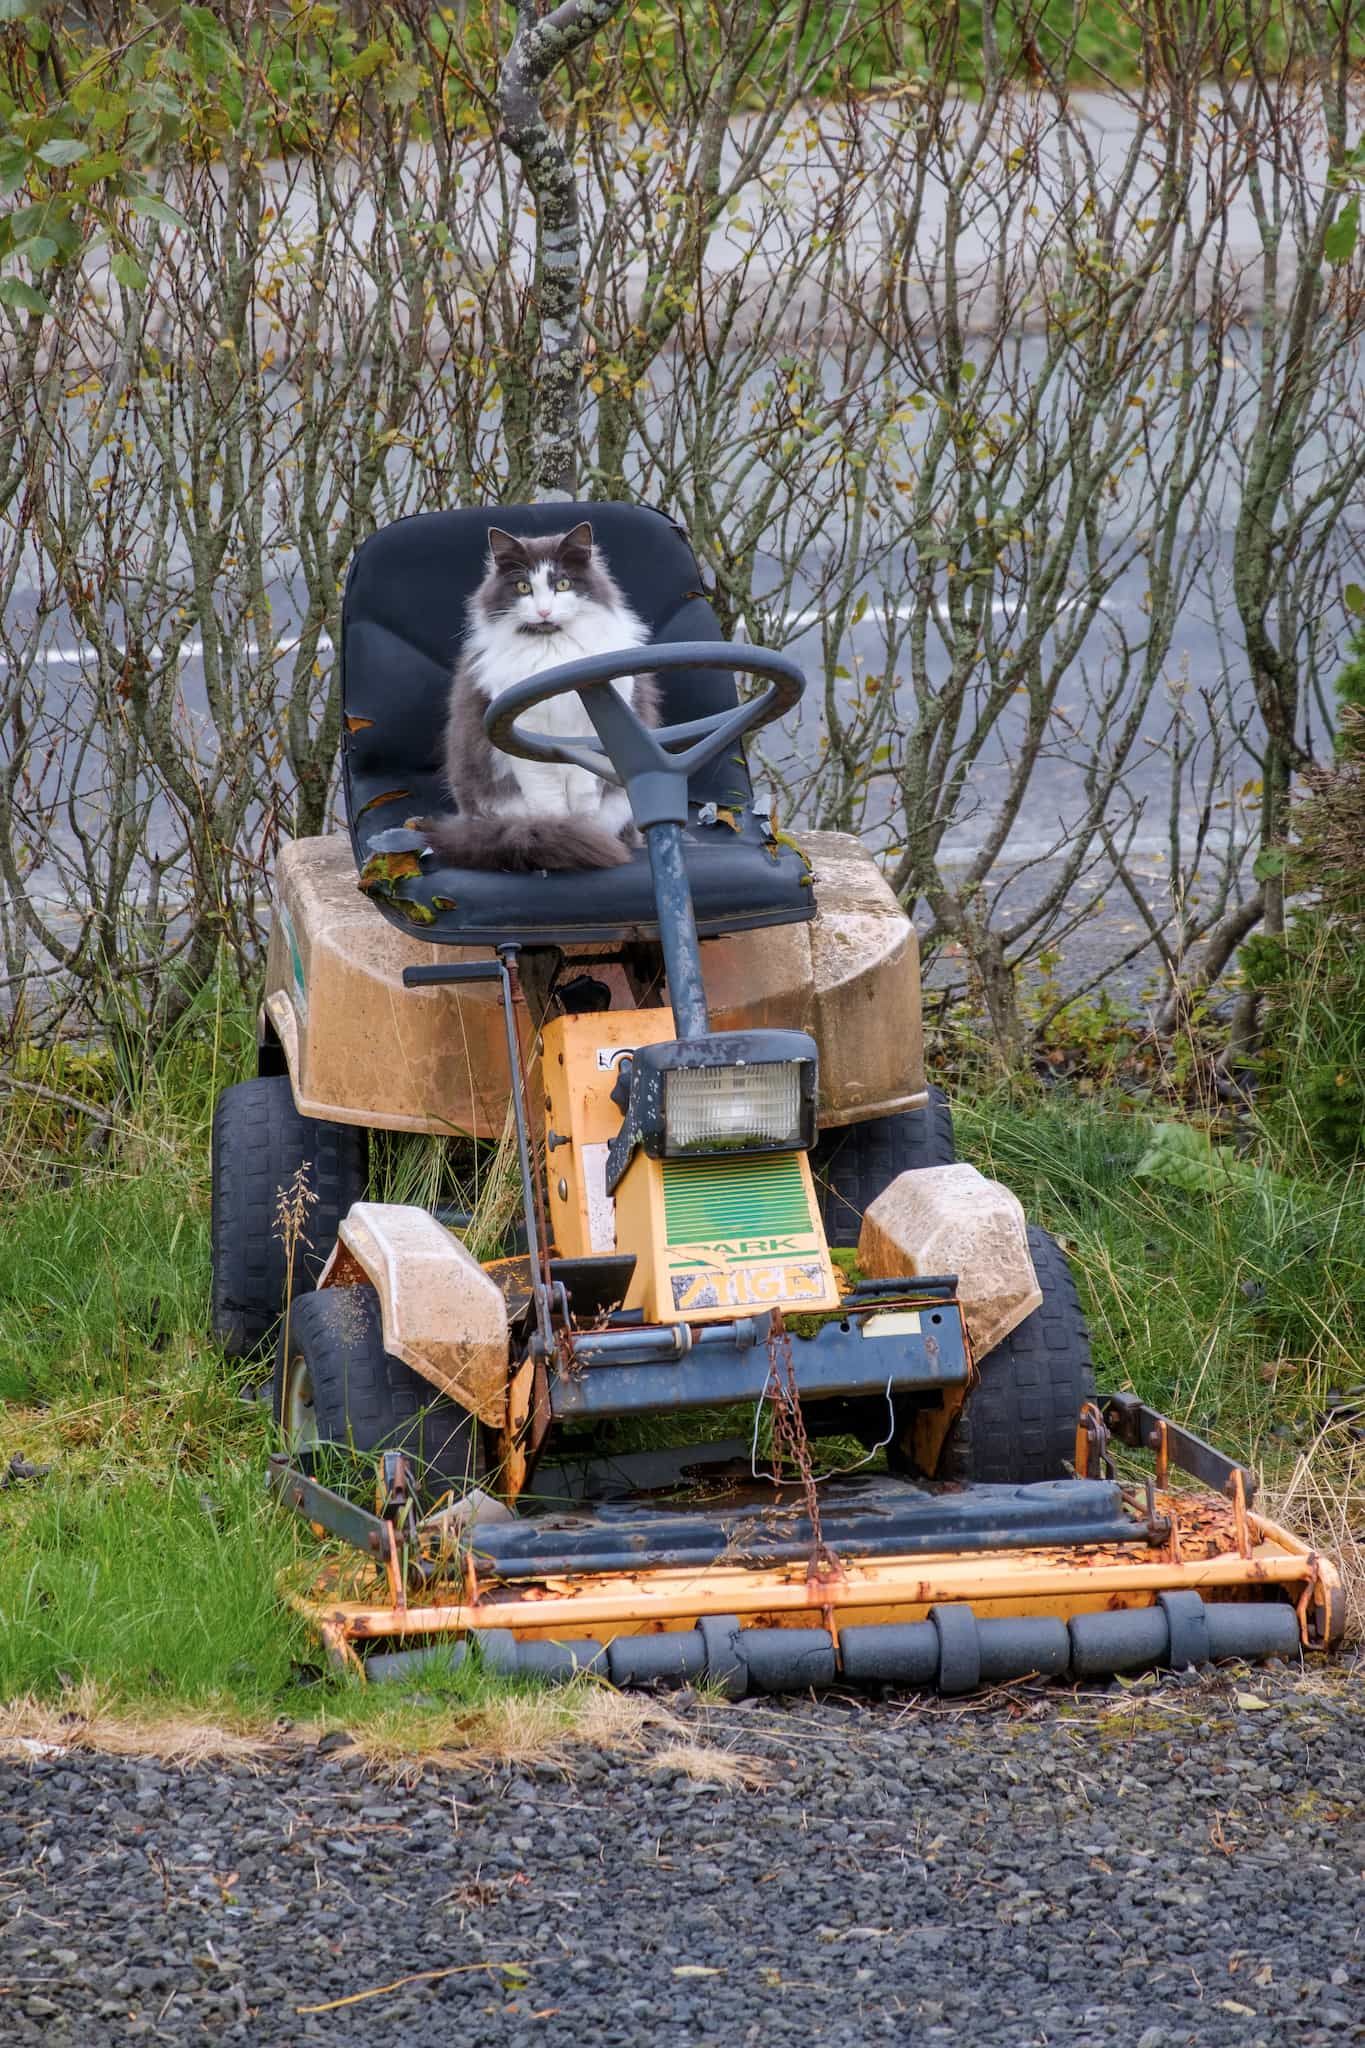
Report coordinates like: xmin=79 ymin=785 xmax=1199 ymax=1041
xmin=598 ymin=790 xmax=638 ymax=848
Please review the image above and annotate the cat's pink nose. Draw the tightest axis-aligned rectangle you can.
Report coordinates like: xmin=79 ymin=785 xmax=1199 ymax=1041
xmin=537 ymin=606 xmax=552 ymax=618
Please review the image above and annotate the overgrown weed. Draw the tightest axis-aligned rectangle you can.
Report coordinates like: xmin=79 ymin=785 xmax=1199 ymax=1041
xmin=956 ymin=1088 xmax=1364 ymax=1460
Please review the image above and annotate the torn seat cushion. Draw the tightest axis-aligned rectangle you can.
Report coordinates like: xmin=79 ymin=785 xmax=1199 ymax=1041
xmin=341 ymin=501 xmax=813 ymax=946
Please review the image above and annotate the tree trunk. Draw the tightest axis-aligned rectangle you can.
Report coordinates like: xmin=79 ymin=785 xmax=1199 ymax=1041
xmin=497 ymin=0 xmax=628 ymax=498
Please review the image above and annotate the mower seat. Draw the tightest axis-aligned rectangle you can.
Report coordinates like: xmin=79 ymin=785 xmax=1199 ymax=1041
xmin=340 ymin=502 xmax=814 ymax=947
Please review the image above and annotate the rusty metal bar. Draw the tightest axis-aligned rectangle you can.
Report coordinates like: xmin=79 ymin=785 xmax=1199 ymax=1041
xmin=1230 ymin=1467 xmax=1252 ymax=1561
xmin=1102 ymin=1394 xmax=1256 ymax=1507
xmin=311 ymin=1537 xmax=1321 ymax=1639
xmin=266 ymin=1455 xmax=391 ymax=1559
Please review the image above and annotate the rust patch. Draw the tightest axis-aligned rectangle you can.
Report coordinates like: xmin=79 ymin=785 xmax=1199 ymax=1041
xmin=484 ymin=1256 xmax=535 ymax=1310
xmin=345 ymin=715 xmax=375 ymax=733
xmin=320 ymin=1244 xmax=369 ymax=1290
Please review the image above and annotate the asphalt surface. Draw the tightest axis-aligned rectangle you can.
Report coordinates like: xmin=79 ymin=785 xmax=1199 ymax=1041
xmin=2 ymin=1663 xmax=1362 ymax=2047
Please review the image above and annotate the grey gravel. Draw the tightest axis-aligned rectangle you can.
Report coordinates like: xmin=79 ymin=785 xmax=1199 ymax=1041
xmin=1 ymin=1665 xmax=1362 ymax=2046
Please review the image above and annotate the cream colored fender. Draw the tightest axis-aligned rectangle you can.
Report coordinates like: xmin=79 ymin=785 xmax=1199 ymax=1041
xmin=857 ymin=1163 xmax=1043 ymax=1360
xmin=318 ymin=1202 xmax=509 ymax=1428
xmin=260 ymin=830 xmax=928 ymax=1138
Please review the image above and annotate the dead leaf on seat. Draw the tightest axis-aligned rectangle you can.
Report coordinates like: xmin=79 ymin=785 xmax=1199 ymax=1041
xmin=358 ymin=849 xmax=423 ymax=892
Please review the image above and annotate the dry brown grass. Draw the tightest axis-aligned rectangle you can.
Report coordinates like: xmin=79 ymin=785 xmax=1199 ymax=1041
xmin=0 ymin=1684 xmax=275 ymax=1768
xmin=1264 ymin=1426 xmax=1365 ymax=1646
xmin=351 ymin=1680 xmax=764 ymax=1783
xmin=643 ymin=1738 xmax=769 ymax=1788
xmin=0 ymin=1673 xmax=765 ymax=1784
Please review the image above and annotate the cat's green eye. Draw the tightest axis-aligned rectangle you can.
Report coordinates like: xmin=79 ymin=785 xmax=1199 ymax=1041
xmin=555 ymin=576 xmax=572 ymax=591
xmin=515 ymin=578 xmax=531 ymax=594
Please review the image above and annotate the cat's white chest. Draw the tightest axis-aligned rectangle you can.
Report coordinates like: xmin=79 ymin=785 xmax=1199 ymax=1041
xmin=469 ymin=608 xmax=646 ymax=817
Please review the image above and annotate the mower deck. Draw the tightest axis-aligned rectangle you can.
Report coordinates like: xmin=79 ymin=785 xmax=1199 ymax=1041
xmin=270 ymin=1395 xmax=1343 ymax=1695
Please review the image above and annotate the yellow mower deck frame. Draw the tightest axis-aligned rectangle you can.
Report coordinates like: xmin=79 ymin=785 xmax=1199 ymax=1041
xmin=280 ymin=1477 xmax=1343 ymax=1683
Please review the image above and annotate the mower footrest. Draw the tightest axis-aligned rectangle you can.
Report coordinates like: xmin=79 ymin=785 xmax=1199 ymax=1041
xmin=551 ymin=1307 xmax=969 ymax=1419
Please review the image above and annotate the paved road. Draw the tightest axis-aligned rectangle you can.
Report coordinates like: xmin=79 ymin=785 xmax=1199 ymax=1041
xmin=1 ymin=1664 xmax=1362 ymax=2046
xmin=0 ymin=89 xmax=1318 ymax=378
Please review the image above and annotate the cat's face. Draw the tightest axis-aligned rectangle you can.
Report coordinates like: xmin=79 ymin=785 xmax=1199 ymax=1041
xmin=481 ymin=523 xmax=602 ymax=637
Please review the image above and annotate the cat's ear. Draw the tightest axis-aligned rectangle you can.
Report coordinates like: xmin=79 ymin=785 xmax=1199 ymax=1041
xmin=560 ymin=521 xmax=594 ymax=560
xmin=486 ymin=527 xmax=527 ymax=567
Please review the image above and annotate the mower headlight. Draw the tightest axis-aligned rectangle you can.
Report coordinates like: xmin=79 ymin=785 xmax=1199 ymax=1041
xmin=664 ymin=1060 xmax=804 ymax=1153
xmin=604 ymin=1029 xmax=820 ymax=1192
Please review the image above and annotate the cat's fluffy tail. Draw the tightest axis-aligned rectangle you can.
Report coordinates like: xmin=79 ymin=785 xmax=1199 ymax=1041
xmin=409 ymin=812 xmax=634 ymax=872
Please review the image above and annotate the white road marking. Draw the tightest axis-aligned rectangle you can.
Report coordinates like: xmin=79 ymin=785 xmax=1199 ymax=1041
xmin=935 ymin=830 xmax=1241 ymax=864
xmin=780 ymin=595 xmax=1115 ymax=632
xmin=1 ymin=596 xmax=1120 ymax=671
xmin=0 ymin=632 xmax=335 ymax=672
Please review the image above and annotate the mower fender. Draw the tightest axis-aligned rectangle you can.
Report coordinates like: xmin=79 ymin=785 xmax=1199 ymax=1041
xmin=319 ymin=1201 xmax=509 ymax=1427
xmin=858 ymin=1163 xmax=1041 ymax=1358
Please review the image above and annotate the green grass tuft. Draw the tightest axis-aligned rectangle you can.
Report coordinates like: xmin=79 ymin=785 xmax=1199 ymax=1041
xmin=1 ymin=1450 xmax=307 ymax=1712
xmin=955 ymin=1092 xmax=1365 ymax=1455
xmin=0 ymin=1173 xmax=211 ymax=1407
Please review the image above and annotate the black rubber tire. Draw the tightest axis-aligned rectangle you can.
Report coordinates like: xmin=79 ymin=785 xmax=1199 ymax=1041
xmin=812 ymin=1087 xmax=957 ymax=1248
xmin=211 ymin=1076 xmax=368 ymax=1360
xmin=932 ymin=1226 xmax=1096 ymax=1485
xmin=274 ymin=1285 xmax=477 ymax=1493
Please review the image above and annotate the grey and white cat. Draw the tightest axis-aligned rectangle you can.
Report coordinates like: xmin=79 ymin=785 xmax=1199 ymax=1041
xmin=410 ymin=523 xmax=658 ymax=871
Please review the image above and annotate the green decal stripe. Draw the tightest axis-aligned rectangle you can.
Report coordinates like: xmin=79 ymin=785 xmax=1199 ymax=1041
xmin=663 ymin=1155 xmax=813 ymax=1245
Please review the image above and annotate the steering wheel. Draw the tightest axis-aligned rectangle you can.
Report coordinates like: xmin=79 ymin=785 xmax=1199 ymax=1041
xmin=482 ymin=641 xmax=805 ymax=830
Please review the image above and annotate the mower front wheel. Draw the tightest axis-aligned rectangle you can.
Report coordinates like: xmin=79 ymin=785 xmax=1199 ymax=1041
xmin=813 ymin=1087 xmax=956 ymax=1249
xmin=928 ymin=1226 xmax=1095 ymax=1486
xmin=211 ymin=1076 xmax=368 ymax=1361
xmin=275 ymin=1285 xmax=477 ymax=1496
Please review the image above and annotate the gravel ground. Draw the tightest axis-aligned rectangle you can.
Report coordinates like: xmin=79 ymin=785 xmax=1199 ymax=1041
xmin=1 ymin=1664 xmax=1362 ymax=2048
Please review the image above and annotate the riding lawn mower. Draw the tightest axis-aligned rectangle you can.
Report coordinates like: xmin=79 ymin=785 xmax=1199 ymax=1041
xmin=210 ymin=500 xmax=1342 ymax=1694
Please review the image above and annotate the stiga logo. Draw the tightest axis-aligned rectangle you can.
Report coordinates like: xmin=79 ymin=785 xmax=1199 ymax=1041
xmin=670 ymin=1260 xmax=826 ymax=1313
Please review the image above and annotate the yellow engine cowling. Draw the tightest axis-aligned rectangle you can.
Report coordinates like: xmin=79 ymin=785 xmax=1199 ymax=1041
xmin=541 ymin=1011 xmax=840 ymax=1324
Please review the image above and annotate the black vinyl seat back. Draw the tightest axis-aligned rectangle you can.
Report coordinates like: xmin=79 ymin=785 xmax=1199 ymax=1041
xmin=340 ymin=501 xmax=814 ymax=947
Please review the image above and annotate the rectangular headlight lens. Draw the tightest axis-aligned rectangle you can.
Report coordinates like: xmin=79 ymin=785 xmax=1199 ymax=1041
xmin=664 ymin=1061 xmax=803 ymax=1153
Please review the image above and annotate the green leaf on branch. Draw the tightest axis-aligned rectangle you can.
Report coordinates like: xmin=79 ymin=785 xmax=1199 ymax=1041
xmin=1252 ymin=845 xmax=1288 ymax=882
xmin=110 ymin=252 xmax=147 ymax=290
xmin=1324 ymin=196 xmax=1358 ymax=266
xmin=1344 ymin=582 xmax=1365 ymax=617
xmin=71 ymin=150 xmax=125 ymax=187
xmin=130 ymin=192 xmax=189 ymax=232
xmin=344 ymin=38 xmax=394 ymax=82
xmin=0 ymin=276 xmax=52 ymax=314
xmin=180 ymin=3 xmax=235 ymax=77
xmin=36 ymin=139 xmax=90 ymax=168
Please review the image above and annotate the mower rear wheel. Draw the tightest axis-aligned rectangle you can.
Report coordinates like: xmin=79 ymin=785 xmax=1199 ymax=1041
xmin=275 ymin=1285 xmax=477 ymax=1494
xmin=211 ymin=1076 xmax=368 ymax=1360
xmin=812 ymin=1087 xmax=956 ymax=1249
xmin=928 ymin=1226 xmax=1095 ymax=1486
